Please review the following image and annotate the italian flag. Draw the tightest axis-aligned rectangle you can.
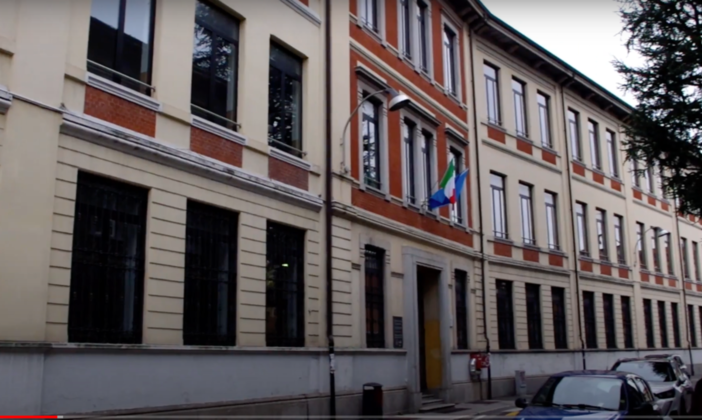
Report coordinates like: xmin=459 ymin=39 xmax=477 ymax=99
xmin=428 ymin=160 xmax=469 ymax=210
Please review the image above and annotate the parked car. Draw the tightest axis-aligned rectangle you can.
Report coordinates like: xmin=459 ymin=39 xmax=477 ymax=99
xmin=611 ymin=358 xmax=693 ymax=416
xmin=514 ymin=370 xmax=666 ymax=420
xmin=644 ymin=354 xmax=690 ymax=376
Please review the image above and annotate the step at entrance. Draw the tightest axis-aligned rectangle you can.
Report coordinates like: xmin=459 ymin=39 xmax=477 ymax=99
xmin=419 ymin=393 xmax=456 ymax=413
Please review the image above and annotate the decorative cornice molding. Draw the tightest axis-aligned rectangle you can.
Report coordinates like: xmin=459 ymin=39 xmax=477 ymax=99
xmin=191 ymin=115 xmax=247 ymax=146
xmin=60 ymin=112 xmax=323 ymax=212
xmin=640 ymin=281 xmax=684 ymax=295
xmin=279 ymin=0 xmax=321 ymax=25
xmin=86 ymin=72 xmax=162 ymax=112
xmin=578 ymin=272 xmax=635 ymax=288
xmin=332 ymin=201 xmax=480 ymax=259
xmin=269 ymin=147 xmax=312 ymax=171
xmin=0 ymin=85 xmax=11 ymax=114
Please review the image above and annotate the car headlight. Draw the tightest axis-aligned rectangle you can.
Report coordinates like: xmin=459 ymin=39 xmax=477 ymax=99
xmin=655 ymin=389 xmax=675 ymax=399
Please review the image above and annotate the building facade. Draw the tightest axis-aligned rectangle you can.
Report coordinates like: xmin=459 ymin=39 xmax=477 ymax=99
xmin=0 ymin=0 xmax=700 ymax=416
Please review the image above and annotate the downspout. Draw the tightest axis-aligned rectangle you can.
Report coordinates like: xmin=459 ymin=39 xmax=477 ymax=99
xmin=468 ymin=25 xmax=492 ymax=399
xmin=559 ymin=75 xmax=587 ymax=370
xmin=672 ymin=194 xmax=696 ymax=376
xmin=324 ymin=0 xmax=336 ymax=416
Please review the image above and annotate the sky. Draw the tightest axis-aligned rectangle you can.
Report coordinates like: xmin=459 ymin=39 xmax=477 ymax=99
xmin=481 ymin=0 xmax=642 ymax=105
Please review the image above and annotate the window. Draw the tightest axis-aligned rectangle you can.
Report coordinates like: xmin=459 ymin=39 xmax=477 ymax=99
xmin=596 ymin=209 xmax=608 ymax=261
xmin=399 ymin=0 xmax=412 ymax=59
xmin=484 ymin=64 xmax=500 ymax=125
xmin=422 ymin=130 xmax=434 ymax=204
xmin=664 ymin=233 xmax=674 ymax=275
xmin=575 ymin=202 xmax=589 ymax=256
xmin=519 ymin=183 xmax=535 ymax=245
xmin=537 ymin=92 xmax=551 ymax=148
xmin=545 ymin=192 xmax=559 ymax=250
xmin=694 ymin=241 xmax=701 ymax=281
xmin=614 ymin=215 xmax=625 ymax=264
xmin=365 ymin=246 xmax=385 ymax=348
xmin=455 ymin=270 xmax=468 ymax=350
xmin=184 ymin=201 xmax=238 ymax=346
xmin=512 ymin=79 xmax=527 ymax=137
xmin=652 ymin=228 xmax=661 ymax=272
xmin=68 ymin=172 xmax=148 ymax=344
xmin=643 ymin=299 xmax=655 ymax=348
xmin=266 ymin=222 xmax=305 ymax=347
xmin=526 ymin=284 xmax=543 ymax=349
xmin=496 ymin=280 xmax=515 ymax=349
xmin=588 ymin=120 xmax=601 ymax=169
xmin=191 ymin=0 xmax=240 ymax=131
xmin=268 ymin=43 xmax=303 ymax=157
xmin=606 ymin=130 xmax=619 ymax=177
xmin=644 ymin=166 xmax=654 ymax=193
xmin=491 ymin=173 xmax=507 ymax=239
xmin=689 ymin=305 xmax=698 ymax=347
xmin=603 ymin=294 xmax=616 ymax=349
xmin=568 ymin=110 xmax=581 ymax=161
xmin=443 ymin=25 xmax=458 ymax=96
xmin=552 ymin=287 xmax=568 ymax=349
xmin=403 ymin=119 xmax=417 ymax=205
xmin=583 ymin=291 xmax=597 ymax=349
xmin=671 ymin=302 xmax=681 ymax=348
xmin=682 ymin=238 xmax=690 ymax=279
xmin=450 ymin=145 xmax=465 ymax=225
xmin=88 ymin=0 xmax=155 ymax=94
xmin=658 ymin=301 xmax=669 ymax=348
xmin=416 ymin=0 xmax=429 ymax=73
xmin=359 ymin=0 xmax=379 ymax=31
xmin=621 ymin=296 xmax=634 ymax=349
xmin=637 ymin=222 xmax=647 ymax=268
xmin=362 ymin=96 xmax=382 ymax=190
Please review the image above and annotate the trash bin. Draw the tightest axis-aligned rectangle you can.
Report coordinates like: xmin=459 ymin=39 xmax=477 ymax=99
xmin=362 ymin=382 xmax=383 ymax=418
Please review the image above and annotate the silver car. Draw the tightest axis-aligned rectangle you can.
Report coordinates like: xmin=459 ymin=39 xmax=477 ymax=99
xmin=612 ymin=358 xmax=694 ymax=416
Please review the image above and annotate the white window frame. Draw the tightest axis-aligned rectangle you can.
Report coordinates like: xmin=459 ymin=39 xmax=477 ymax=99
xmin=399 ymin=108 xmax=437 ymax=212
xmin=357 ymin=0 xmax=386 ymax=39
xmin=413 ymin=0 xmax=434 ymax=78
xmin=397 ymin=0 xmax=414 ymax=60
xmin=519 ymin=182 xmax=535 ymax=245
xmin=490 ymin=172 xmax=508 ymax=239
xmin=545 ymin=191 xmax=559 ymax=251
xmin=441 ymin=15 xmax=462 ymax=100
xmin=447 ymin=135 xmax=467 ymax=226
xmin=420 ymin=126 xmax=438 ymax=214
xmin=357 ymin=79 xmax=390 ymax=199
xmin=512 ymin=78 xmax=528 ymax=138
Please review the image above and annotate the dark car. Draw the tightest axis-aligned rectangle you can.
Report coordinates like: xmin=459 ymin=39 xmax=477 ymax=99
xmin=514 ymin=370 xmax=666 ymax=420
xmin=612 ymin=358 xmax=693 ymax=416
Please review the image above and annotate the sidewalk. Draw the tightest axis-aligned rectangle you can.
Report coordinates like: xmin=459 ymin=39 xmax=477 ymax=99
xmin=391 ymin=395 xmax=527 ymax=420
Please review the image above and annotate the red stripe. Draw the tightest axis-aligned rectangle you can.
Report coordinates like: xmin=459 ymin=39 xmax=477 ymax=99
xmin=0 ymin=416 xmax=59 ymax=418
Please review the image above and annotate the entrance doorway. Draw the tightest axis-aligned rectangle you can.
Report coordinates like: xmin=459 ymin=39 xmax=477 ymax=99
xmin=416 ymin=265 xmax=442 ymax=392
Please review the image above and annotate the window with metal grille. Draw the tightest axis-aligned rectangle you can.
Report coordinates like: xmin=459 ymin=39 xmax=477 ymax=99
xmin=552 ymin=287 xmax=568 ymax=349
xmin=526 ymin=283 xmax=542 ymax=349
xmin=268 ymin=42 xmax=303 ymax=157
xmin=484 ymin=63 xmax=500 ymax=125
xmin=658 ymin=301 xmax=669 ymax=348
xmin=688 ymin=305 xmax=697 ymax=347
xmin=404 ymin=118 xmax=417 ymax=205
xmin=621 ymin=296 xmax=634 ymax=349
xmin=537 ymin=92 xmax=551 ymax=148
xmin=603 ymin=294 xmax=616 ymax=349
xmin=365 ymin=246 xmax=385 ymax=348
xmin=644 ymin=299 xmax=655 ymax=348
xmin=191 ymin=0 xmax=240 ymax=130
xmin=575 ymin=202 xmax=589 ymax=256
xmin=362 ymin=95 xmax=382 ymax=190
xmin=671 ymin=302 xmax=681 ymax=348
xmin=596 ymin=209 xmax=608 ymax=261
xmin=455 ymin=270 xmax=468 ymax=350
xmin=681 ymin=238 xmax=690 ymax=279
xmin=496 ymin=280 xmax=515 ymax=349
xmin=583 ymin=291 xmax=597 ymax=349
xmin=588 ymin=120 xmax=601 ymax=169
xmin=183 ymin=201 xmax=238 ymax=346
xmin=519 ymin=183 xmax=535 ymax=245
xmin=68 ymin=172 xmax=148 ymax=344
xmin=88 ymin=0 xmax=155 ymax=95
xmin=568 ymin=109 xmax=581 ymax=161
xmin=491 ymin=173 xmax=507 ymax=239
xmin=606 ymin=130 xmax=619 ymax=178
xmin=614 ymin=215 xmax=625 ymax=264
xmin=265 ymin=222 xmax=305 ymax=347
xmin=545 ymin=191 xmax=559 ymax=250
xmin=513 ymin=79 xmax=527 ymax=137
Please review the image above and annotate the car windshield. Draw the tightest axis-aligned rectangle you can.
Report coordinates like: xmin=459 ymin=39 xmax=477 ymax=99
xmin=613 ymin=361 xmax=675 ymax=382
xmin=532 ymin=376 xmax=624 ymax=411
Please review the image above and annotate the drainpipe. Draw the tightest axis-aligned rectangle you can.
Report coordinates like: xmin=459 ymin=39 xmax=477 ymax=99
xmin=468 ymin=26 xmax=492 ymax=399
xmin=672 ymin=194 xmax=696 ymax=376
xmin=324 ymin=0 xmax=336 ymax=416
xmin=559 ymin=75 xmax=587 ymax=370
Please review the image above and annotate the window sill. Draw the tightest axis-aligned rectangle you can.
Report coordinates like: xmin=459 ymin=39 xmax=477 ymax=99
xmin=492 ymin=236 xmax=513 ymax=245
xmin=279 ymin=0 xmax=321 ymax=25
xmin=485 ymin=121 xmax=505 ymax=132
xmin=591 ymin=167 xmax=606 ymax=175
xmin=269 ymin=146 xmax=311 ymax=171
xmin=192 ymin=115 xmax=247 ymax=146
xmin=548 ymin=248 xmax=566 ymax=256
xmin=523 ymin=243 xmax=540 ymax=251
xmin=86 ymin=72 xmax=161 ymax=112
xmin=578 ymin=254 xmax=594 ymax=261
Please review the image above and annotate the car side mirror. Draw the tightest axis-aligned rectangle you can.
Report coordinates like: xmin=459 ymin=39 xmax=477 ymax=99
xmin=515 ymin=398 xmax=528 ymax=409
